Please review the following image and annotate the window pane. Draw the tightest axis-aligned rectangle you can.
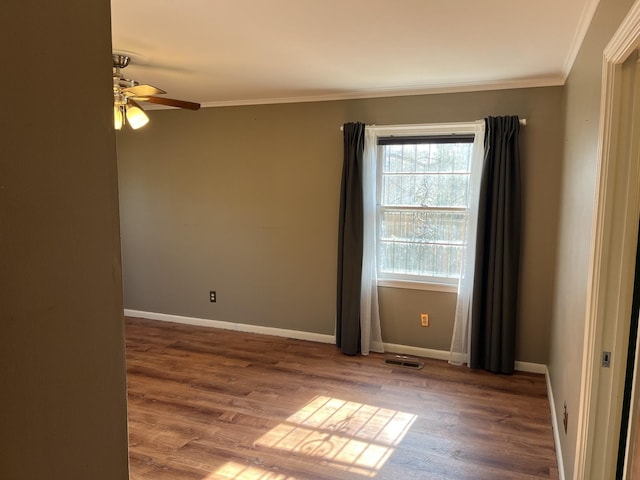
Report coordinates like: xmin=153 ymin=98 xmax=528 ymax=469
xmin=378 ymin=211 xmax=466 ymax=279
xmin=380 ymin=211 xmax=466 ymax=244
xmin=382 ymin=145 xmax=403 ymax=173
xmin=377 ymin=139 xmax=474 ymax=283
xmin=382 ymin=143 xmax=472 ymax=174
xmin=379 ymin=241 xmax=464 ymax=279
xmin=381 ymin=174 xmax=469 ymax=207
xmin=452 ymin=144 xmax=472 ymax=172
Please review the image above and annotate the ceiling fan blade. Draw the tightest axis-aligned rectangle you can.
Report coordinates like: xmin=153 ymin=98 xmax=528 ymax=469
xmin=128 ymin=99 xmax=145 ymax=109
xmin=144 ymin=96 xmax=201 ymax=110
xmin=122 ymin=84 xmax=166 ymax=97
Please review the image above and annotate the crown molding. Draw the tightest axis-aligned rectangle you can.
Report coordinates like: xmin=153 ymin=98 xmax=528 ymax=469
xmin=189 ymin=76 xmax=565 ymax=109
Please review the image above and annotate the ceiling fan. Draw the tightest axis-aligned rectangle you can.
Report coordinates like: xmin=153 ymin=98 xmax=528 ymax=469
xmin=112 ymin=54 xmax=200 ymax=130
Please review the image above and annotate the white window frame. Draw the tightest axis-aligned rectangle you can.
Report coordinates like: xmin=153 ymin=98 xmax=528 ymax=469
xmin=371 ymin=122 xmax=478 ymax=293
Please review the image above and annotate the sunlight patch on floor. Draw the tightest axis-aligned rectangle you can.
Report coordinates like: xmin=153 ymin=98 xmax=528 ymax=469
xmin=209 ymin=461 xmax=294 ymax=479
xmin=209 ymin=396 xmax=416 ymax=479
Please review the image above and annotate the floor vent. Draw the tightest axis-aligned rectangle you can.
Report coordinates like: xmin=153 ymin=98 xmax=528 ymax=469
xmin=383 ymin=355 xmax=424 ymax=369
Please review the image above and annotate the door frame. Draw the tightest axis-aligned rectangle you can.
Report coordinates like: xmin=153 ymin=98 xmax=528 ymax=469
xmin=576 ymin=2 xmax=640 ymax=478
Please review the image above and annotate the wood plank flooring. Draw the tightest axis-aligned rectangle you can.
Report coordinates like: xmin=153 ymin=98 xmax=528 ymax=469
xmin=125 ymin=317 xmax=558 ymax=480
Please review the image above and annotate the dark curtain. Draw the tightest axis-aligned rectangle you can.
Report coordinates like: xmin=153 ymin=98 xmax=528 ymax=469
xmin=336 ymin=122 xmax=365 ymax=355
xmin=470 ymin=116 xmax=522 ymax=374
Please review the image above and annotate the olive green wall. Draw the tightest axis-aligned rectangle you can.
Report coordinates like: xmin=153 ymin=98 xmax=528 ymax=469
xmin=0 ymin=1 xmax=129 ymax=479
xmin=378 ymin=288 xmax=457 ymax=351
xmin=117 ymin=86 xmax=563 ymax=364
xmin=548 ymin=0 xmax=637 ymax=477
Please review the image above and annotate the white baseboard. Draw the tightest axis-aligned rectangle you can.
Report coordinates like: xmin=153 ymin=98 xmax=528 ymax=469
xmin=383 ymin=345 xmax=546 ymax=374
xmin=546 ymin=367 xmax=566 ymax=480
xmin=515 ymin=361 xmax=548 ymax=375
xmin=124 ymin=309 xmax=335 ymax=344
xmin=124 ymin=309 xmax=546 ymax=374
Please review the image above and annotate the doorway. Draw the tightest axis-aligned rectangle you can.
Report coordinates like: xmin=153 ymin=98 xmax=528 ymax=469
xmin=615 ymin=51 xmax=640 ymax=479
xmin=618 ymin=225 xmax=640 ymax=478
xmin=576 ymin=13 xmax=640 ymax=475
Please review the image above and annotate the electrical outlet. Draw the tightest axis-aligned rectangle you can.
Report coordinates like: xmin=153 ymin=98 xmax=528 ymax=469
xmin=209 ymin=291 xmax=216 ymax=303
xmin=420 ymin=313 xmax=429 ymax=327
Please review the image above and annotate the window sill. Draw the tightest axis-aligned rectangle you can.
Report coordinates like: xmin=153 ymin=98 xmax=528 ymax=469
xmin=377 ymin=279 xmax=458 ymax=293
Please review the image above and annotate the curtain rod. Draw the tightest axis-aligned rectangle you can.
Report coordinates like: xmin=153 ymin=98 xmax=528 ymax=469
xmin=339 ymin=118 xmax=527 ymax=131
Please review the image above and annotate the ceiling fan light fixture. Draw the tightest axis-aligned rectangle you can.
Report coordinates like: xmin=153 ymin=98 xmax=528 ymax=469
xmin=114 ymin=105 xmax=124 ymax=130
xmin=112 ymin=53 xmax=200 ymax=131
xmin=126 ymin=105 xmax=149 ymax=130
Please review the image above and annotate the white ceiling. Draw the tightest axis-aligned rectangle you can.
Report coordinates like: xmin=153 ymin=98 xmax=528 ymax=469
xmin=111 ymin=0 xmax=600 ymax=108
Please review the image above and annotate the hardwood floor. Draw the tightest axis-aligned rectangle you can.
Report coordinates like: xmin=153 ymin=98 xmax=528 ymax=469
xmin=125 ymin=317 xmax=558 ymax=480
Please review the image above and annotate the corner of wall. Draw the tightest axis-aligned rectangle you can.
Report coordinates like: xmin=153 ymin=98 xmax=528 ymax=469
xmin=546 ymin=366 xmax=566 ymax=480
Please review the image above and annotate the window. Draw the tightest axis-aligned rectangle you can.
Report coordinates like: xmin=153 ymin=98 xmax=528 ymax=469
xmin=376 ymin=133 xmax=475 ymax=289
